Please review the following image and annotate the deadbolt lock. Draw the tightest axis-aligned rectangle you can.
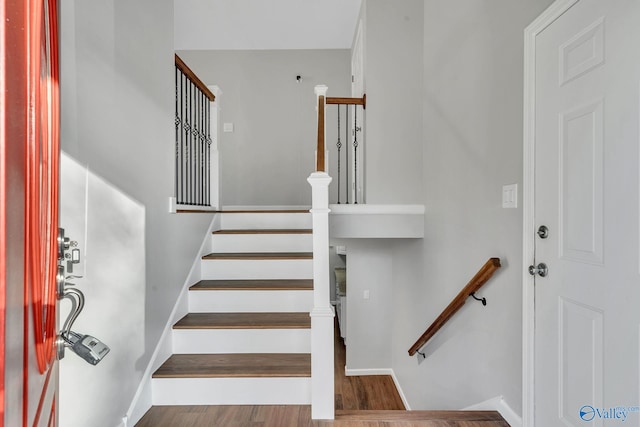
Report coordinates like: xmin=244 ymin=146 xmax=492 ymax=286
xmin=537 ymin=225 xmax=549 ymax=239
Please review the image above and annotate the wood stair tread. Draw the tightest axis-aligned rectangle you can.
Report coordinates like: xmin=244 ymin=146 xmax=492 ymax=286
xmin=190 ymin=279 xmax=313 ymax=291
xmin=335 ymin=410 xmax=507 ymax=422
xmin=174 ymin=312 xmax=310 ymax=329
xmin=202 ymin=252 xmax=312 ymax=260
xmin=212 ymin=228 xmax=312 ymax=235
xmin=220 ymin=209 xmax=309 ymax=213
xmin=153 ymin=353 xmax=311 ymax=378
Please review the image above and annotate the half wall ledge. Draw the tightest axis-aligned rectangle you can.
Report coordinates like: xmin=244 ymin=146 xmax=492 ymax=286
xmin=328 ymin=204 xmax=424 ymax=239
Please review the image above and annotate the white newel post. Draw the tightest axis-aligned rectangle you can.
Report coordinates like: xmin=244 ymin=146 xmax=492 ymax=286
xmin=309 ymin=84 xmax=334 ymax=420
xmin=308 ymin=172 xmax=334 ymax=420
xmin=208 ymin=85 xmax=222 ymax=210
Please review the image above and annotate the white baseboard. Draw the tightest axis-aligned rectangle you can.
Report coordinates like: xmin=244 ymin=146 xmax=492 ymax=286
xmin=344 ymin=368 xmax=411 ymax=410
xmin=390 ymin=370 xmax=411 ymax=410
xmin=124 ymin=214 xmax=219 ymax=426
xmin=463 ymin=395 xmax=522 ymax=427
xmin=345 ymin=367 xmax=393 ymax=376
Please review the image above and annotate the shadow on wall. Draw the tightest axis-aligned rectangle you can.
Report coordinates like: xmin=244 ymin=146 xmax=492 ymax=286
xmin=59 ymin=151 xmax=147 ymax=427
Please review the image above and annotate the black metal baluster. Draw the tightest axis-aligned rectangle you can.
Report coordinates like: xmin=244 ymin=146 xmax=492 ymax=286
xmin=353 ymin=105 xmax=358 ymax=204
xmin=181 ymin=71 xmax=187 ymax=204
xmin=175 ymin=66 xmax=179 ymax=203
xmin=195 ymin=87 xmax=201 ymax=205
xmin=177 ymin=69 xmax=182 ymax=204
xmin=200 ymin=90 xmax=205 ymax=205
xmin=345 ymin=105 xmax=350 ymax=203
xmin=185 ymin=78 xmax=190 ymax=205
xmin=336 ymin=105 xmax=342 ymax=204
xmin=198 ymin=91 xmax=202 ymax=205
xmin=205 ymin=99 xmax=211 ymax=206
xmin=189 ymin=80 xmax=194 ymax=205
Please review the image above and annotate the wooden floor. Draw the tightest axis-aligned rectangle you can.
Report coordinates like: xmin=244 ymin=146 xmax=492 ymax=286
xmin=333 ymin=322 xmax=404 ymax=411
xmin=136 ymin=405 xmax=508 ymax=426
xmin=137 ymin=322 xmax=510 ymax=426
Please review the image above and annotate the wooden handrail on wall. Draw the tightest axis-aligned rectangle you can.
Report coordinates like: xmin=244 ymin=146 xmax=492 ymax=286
xmin=408 ymin=257 xmax=501 ymax=356
xmin=175 ymin=54 xmax=215 ymax=102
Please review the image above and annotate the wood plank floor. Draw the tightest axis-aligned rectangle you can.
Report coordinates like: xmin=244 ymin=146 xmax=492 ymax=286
xmin=189 ymin=279 xmax=314 ymax=291
xmin=136 ymin=405 xmax=509 ymax=426
xmin=333 ymin=321 xmax=404 ymax=411
xmin=202 ymin=252 xmax=313 ymax=260
xmin=173 ymin=312 xmax=311 ymax=329
xmin=138 ymin=321 xmax=510 ymax=426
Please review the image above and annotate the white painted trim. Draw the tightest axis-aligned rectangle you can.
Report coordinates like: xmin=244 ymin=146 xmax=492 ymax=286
xmin=315 ymin=85 xmax=328 ymax=97
xmin=522 ymin=2 xmax=579 ymax=427
xmin=390 ymin=370 xmax=411 ymax=410
xmin=329 ymin=204 xmax=425 ymax=215
xmin=343 ymin=368 xmax=411 ymax=410
xmin=152 ymin=377 xmax=311 ymax=405
xmin=125 ymin=213 xmax=219 ymax=425
xmin=464 ymin=396 xmax=522 ymax=427
xmin=168 ymin=196 xmax=219 ymax=214
xmin=344 ymin=367 xmax=393 ymax=376
xmin=221 ymin=205 xmax=311 ymax=211
xmin=208 ymin=85 xmax=221 ymax=210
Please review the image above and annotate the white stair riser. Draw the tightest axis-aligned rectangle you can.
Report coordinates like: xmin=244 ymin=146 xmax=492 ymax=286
xmin=189 ymin=290 xmax=313 ymax=313
xmin=221 ymin=213 xmax=311 ymax=230
xmin=212 ymin=233 xmax=312 ymax=253
xmin=201 ymin=259 xmax=312 ymax=280
xmin=152 ymin=377 xmax=311 ymax=405
xmin=172 ymin=329 xmax=311 ymax=354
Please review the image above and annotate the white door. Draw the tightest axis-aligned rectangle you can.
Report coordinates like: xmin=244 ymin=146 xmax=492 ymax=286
xmin=531 ymin=0 xmax=640 ymax=425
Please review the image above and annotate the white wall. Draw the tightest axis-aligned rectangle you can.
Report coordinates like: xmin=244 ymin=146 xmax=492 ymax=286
xmin=343 ymin=240 xmax=393 ymax=372
xmin=59 ymin=1 xmax=212 ymax=426
xmin=174 ymin=0 xmax=362 ymax=51
xmin=175 ymin=50 xmax=351 ymax=206
xmin=361 ymin=0 xmax=424 ymax=204
xmin=385 ymin=0 xmax=554 ymax=415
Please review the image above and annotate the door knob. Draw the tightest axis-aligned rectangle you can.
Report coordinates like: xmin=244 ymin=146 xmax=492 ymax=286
xmin=528 ymin=262 xmax=548 ymax=277
xmin=537 ymin=225 xmax=549 ymax=239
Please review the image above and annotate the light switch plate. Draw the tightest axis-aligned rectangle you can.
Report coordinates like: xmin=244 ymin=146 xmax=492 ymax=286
xmin=223 ymin=123 xmax=234 ymax=133
xmin=502 ymin=184 xmax=518 ymax=208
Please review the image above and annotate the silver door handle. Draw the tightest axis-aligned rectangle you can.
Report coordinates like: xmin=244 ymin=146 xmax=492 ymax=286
xmin=528 ymin=262 xmax=548 ymax=277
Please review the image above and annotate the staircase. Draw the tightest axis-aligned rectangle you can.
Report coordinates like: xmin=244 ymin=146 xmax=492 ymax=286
xmin=151 ymin=210 xmax=315 ymax=406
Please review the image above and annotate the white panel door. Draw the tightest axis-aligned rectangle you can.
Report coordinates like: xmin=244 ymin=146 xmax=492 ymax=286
xmin=533 ymin=0 xmax=640 ymax=425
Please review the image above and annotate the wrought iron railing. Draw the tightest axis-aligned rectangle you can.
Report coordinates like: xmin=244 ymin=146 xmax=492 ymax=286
xmin=326 ymin=95 xmax=366 ymax=204
xmin=174 ymin=55 xmax=215 ymax=207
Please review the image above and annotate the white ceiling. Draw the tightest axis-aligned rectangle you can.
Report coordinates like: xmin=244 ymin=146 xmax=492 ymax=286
xmin=174 ymin=0 xmax=362 ymax=50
